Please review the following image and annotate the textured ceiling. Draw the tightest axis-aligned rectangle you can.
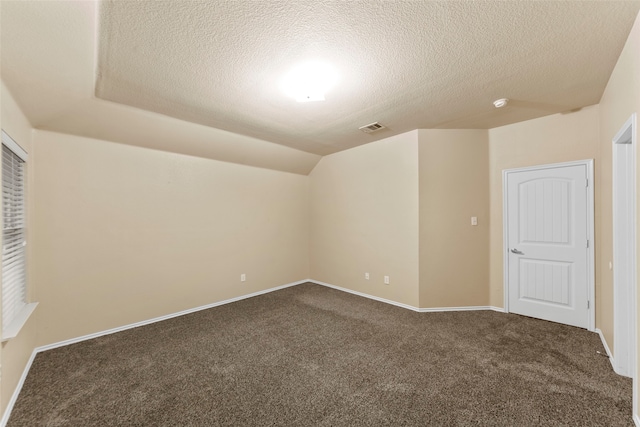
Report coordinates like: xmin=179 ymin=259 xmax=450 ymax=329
xmin=96 ymin=1 xmax=640 ymax=155
xmin=0 ymin=1 xmax=320 ymax=175
xmin=2 ymin=1 xmax=640 ymax=172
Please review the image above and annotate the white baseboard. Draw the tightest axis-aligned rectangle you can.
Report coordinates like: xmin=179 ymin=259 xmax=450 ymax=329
xmin=38 ymin=279 xmax=502 ymax=354
xmin=0 ymin=278 xmax=526 ymax=426
xmin=308 ymin=280 xmax=422 ymax=312
xmin=0 ymin=350 xmax=37 ymax=427
xmin=37 ymin=279 xmax=308 ymax=352
xmin=419 ymin=306 xmax=504 ymax=313
xmin=0 ymin=279 xmax=309 ymax=427
xmin=634 ymin=413 xmax=640 ymax=427
xmin=308 ymin=280 xmax=505 ymax=314
xmin=595 ymin=328 xmax=633 ymax=378
xmin=595 ymin=328 xmax=619 ymax=375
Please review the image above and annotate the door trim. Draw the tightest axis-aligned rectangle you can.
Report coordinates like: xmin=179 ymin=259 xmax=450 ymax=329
xmin=502 ymin=159 xmax=595 ymax=331
xmin=612 ymin=112 xmax=637 ymax=385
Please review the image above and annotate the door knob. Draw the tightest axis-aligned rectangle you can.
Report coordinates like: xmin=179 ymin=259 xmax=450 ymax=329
xmin=510 ymin=248 xmax=524 ymax=255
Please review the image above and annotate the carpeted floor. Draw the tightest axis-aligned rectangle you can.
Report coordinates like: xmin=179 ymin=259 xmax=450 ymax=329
xmin=7 ymin=283 xmax=632 ymax=426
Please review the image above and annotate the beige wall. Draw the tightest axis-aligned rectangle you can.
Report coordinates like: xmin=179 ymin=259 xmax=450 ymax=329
xmin=598 ymin=10 xmax=640 ymax=416
xmin=32 ymin=131 xmax=310 ymax=346
xmin=41 ymin=98 xmax=323 ymax=176
xmin=487 ymin=105 xmax=601 ymax=313
xmin=419 ymin=130 xmax=490 ymax=308
xmin=1 ymin=10 xmax=638 ymax=422
xmin=0 ymin=82 xmax=38 ymax=414
xmin=309 ymin=131 xmax=420 ymax=307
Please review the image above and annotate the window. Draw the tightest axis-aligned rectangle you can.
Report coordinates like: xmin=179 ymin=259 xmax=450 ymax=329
xmin=1 ymin=130 xmax=36 ymax=341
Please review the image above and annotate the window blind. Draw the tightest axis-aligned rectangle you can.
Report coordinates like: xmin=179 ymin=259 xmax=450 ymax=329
xmin=2 ymin=133 xmax=27 ymax=336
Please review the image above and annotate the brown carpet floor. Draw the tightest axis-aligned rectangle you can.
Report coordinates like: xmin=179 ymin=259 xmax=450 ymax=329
xmin=7 ymin=283 xmax=632 ymax=426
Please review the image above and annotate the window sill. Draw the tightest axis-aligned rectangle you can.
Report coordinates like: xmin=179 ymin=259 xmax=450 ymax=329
xmin=1 ymin=302 xmax=38 ymax=342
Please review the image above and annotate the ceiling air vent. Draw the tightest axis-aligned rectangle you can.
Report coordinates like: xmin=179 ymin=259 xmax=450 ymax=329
xmin=359 ymin=122 xmax=385 ymax=134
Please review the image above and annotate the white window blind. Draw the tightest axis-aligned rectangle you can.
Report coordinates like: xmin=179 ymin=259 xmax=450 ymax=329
xmin=2 ymin=131 xmax=28 ymax=338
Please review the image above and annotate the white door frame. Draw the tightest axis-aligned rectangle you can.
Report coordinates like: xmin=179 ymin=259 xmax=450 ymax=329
xmin=502 ymin=159 xmax=595 ymax=331
xmin=612 ymin=113 xmax=637 ymax=383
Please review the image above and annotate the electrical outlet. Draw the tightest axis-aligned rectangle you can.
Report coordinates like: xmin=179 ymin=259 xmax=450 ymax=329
xmin=471 ymin=216 xmax=478 ymax=226
xmin=240 ymin=273 xmax=246 ymax=282
xmin=365 ymin=272 xmax=370 ymax=280
xmin=384 ymin=275 xmax=390 ymax=285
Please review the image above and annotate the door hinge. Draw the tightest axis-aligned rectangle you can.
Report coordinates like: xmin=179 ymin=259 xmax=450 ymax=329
xmin=586 ymin=178 xmax=588 ymax=187
xmin=587 ymin=300 xmax=590 ymax=309
xmin=586 ymin=239 xmax=589 ymax=248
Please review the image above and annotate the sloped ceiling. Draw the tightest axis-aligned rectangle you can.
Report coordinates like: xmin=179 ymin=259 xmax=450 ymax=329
xmin=2 ymin=1 xmax=640 ymax=173
xmin=96 ymin=1 xmax=640 ymax=155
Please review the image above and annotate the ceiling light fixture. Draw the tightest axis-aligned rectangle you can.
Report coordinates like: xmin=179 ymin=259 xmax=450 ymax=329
xmin=281 ymin=61 xmax=338 ymax=103
xmin=493 ymin=98 xmax=509 ymax=108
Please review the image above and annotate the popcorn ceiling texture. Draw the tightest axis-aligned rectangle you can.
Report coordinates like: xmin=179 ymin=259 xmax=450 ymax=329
xmin=1 ymin=1 xmax=639 ymax=172
xmin=97 ymin=1 xmax=640 ymax=155
xmin=0 ymin=1 xmax=321 ymax=175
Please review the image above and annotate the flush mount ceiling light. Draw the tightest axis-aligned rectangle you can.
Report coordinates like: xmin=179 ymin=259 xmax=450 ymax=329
xmin=493 ymin=98 xmax=509 ymax=108
xmin=281 ymin=61 xmax=338 ymax=103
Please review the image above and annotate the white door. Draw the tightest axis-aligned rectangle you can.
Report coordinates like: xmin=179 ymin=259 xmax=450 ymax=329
xmin=505 ymin=163 xmax=590 ymax=329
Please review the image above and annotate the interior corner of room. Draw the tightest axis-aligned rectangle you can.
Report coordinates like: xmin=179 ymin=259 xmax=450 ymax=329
xmin=1 ymin=1 xmax=640 ymax=425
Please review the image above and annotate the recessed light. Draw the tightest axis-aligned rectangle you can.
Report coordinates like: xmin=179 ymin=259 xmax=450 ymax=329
xmin=281 ymin=61 xmax=338 ymax=103
xmin=493 ymin=98 xmax=509 ymax=108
